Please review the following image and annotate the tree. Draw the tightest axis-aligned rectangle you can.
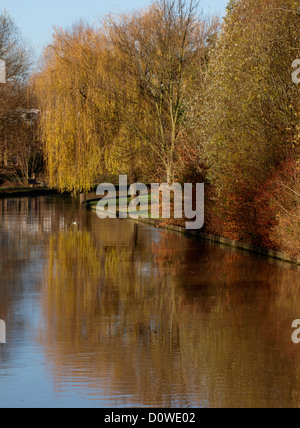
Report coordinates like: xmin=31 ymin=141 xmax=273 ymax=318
xmin=35 ymin=24 xmax=122 ymax=192
xmin=202 ymin=0 xmax=300 ymax=246
xmin=35 ymin=1 xmax=218 ymax=192
xmin=0 ymin=11 xmax=35 ymax=184
xmin=105 ymin=0 xmax=217 ymax=184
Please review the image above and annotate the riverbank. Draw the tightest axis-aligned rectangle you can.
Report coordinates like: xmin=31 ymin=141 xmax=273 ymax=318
xmin=0 ymin=187 xmax=58 ymax=199
xmin=135 ymin=218 xmax=300 ymax=267
xmin=85 ymin=199 xmax=300 ymax=266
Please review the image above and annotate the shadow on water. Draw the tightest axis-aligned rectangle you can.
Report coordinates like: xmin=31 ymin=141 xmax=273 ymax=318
xmin=0 ymin=195 xmax=299 ymax=408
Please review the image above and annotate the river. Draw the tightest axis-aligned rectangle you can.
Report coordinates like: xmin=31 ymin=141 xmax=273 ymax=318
xmin=0 ymin=195 xmax=299 ymax=408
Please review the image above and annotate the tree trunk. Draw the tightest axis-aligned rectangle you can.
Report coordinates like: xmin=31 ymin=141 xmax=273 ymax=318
xmin=166 ymin=164 xmax=174 ymax=185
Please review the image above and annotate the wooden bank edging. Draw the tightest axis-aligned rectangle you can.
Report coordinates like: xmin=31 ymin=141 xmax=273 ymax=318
xmin=132 ymin=218 xmax=300 ymax=266
xmin=86 ymin=203 xmax=299 ymax=266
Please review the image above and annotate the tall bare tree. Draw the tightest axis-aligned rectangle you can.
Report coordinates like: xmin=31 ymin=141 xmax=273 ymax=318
xmin=105 ymin=0 xmax=218 ymax=183
xmin=0 ymin=11 xmax=35 ymax=183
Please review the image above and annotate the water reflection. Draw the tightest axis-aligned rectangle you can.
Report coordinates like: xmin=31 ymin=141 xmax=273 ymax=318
xmin=0 ymin=196 xmax=300 ymax=407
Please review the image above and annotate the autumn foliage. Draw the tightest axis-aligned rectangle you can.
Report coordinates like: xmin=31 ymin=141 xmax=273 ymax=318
xmin=32 ymin=0 xmax=300 ymax=255
xmin=202 ymin=0 xmax=300 ymax=254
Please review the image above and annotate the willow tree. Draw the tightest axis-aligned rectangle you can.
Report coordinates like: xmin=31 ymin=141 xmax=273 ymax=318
xmin=105 ymin=0 xmax=218 ymax=184
xmin=35 ymin=24 xmax=118 ymax=192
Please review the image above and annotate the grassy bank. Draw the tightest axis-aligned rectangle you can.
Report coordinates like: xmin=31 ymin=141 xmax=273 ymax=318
xmin=0 ymin=187 xmax=58 ymax=199
xmin=85 ymin=195 xmax=151 ymax=217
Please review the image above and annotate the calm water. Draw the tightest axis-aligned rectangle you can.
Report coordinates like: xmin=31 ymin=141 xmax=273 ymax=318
xmin=0 ymin=195 xmax=299 ymax=408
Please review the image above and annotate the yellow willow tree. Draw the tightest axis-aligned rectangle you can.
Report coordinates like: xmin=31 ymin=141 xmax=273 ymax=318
xmin=35 ymin=24 xmax=118 ymax=192
xmin=35 ymin=2 xmax=218 ymax=191
xmin=104 ymin=0 xmax=218 ymax=184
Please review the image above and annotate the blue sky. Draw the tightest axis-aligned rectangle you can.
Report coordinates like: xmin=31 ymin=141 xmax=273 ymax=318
xmin=3 ymin=0 xmax=228 ymax=55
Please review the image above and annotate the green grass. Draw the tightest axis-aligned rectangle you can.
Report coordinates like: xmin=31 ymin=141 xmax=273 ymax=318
xmin=88 ymin=194 xmax=152 ymax=217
